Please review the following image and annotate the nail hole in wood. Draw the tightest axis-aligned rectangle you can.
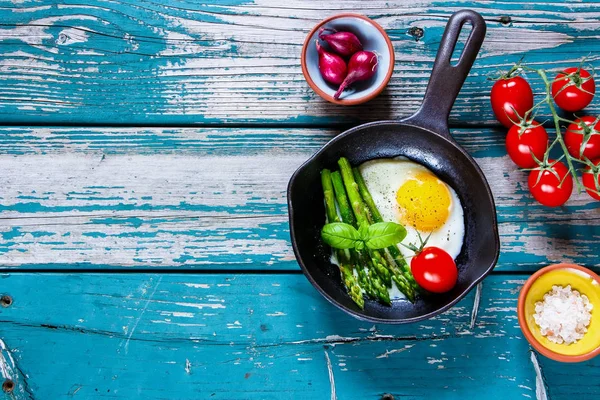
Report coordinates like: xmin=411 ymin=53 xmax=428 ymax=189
xmin=2 ymin=379 xmax=15 ymax=393
xmin=407 ymin=27 xmax=424 ymax=42
xmin=500 ymin=15 xmax=512 ymax=25
xmin=381 ymin=394 xmax=394 ymax=400
xmin=0 ymin=295 xmax=12 ymax=307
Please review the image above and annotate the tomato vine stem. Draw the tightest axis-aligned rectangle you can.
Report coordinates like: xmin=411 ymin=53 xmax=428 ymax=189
xmin=520 ymin=66 xmax=585 ymax=192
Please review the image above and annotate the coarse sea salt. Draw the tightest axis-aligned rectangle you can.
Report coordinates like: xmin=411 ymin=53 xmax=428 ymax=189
xmin=533 ymin=285 xmax=593 ymax=345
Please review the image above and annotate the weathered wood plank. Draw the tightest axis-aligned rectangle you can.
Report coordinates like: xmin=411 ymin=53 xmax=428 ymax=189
xmin=1 ymin=126 xmax=599 ymax=271
xmin=1 ymin=0 xmax=600 ymax=125
xmin=0 ymin=273 xmax=597 ymax=399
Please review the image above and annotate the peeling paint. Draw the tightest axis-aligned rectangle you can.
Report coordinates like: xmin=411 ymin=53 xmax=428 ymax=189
xmin=376 ymin=344 xmax=415 ymax=359
xmin=530 ymin=352 xmax=548 ymax=400
xmin=324 ymin=349 xmax=337 ymax=400
xmin=266 ymin=311 xmax=286 ymax=317
xmin=184 ymin=283 xmax=211 ymax=289
xmin=174 ymin=302 xmax=226 ymax=310
xmin=470 ymin=282 xmax=483 ymax=329
xmin=0 ymin=339 xmax=15 ymax=380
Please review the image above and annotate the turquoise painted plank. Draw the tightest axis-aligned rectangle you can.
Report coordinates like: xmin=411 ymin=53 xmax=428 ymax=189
xmin=0 ymin=273 xmax=598 ymax=399
xmin=1 ymin=1 xmax=600 ymax=125
xmin=1 ymin=126 xmax=599 ymax=272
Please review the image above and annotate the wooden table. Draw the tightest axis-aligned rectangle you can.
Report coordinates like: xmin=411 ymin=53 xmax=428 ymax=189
xmin=1 ymin=1 xmax=599 ymax=399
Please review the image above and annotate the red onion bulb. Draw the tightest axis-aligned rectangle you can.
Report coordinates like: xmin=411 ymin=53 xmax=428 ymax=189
xmin=316 ymin=40 xmax=348 ymax=86
xmin=319 ymin=28 xmax=363 ymax=57
xmin=333 ymin=50 xmax=379 ymax=100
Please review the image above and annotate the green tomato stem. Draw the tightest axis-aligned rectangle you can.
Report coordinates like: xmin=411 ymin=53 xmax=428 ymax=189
xmin=536 ymin=69 xmax=583 ymax=192
xmin=521 ymin=65 xmax=583 ymax=192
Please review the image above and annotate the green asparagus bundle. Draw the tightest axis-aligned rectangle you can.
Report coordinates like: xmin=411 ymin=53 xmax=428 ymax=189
xmin=321 ymin=170 xmax=365 ymax=309
xmin=319 ymin=157 xmax=418 ymax=306
xmin=330 ymin=171 xmax=390 ymax=305
xmin=338 ymin=158 xmax=416 ymax=302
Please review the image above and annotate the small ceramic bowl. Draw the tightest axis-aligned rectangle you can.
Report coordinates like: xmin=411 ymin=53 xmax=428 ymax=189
xmin=301 ymin=14 xmax=394 ymax=105
xmin=518 ymin=263 xmax=600 ymax=362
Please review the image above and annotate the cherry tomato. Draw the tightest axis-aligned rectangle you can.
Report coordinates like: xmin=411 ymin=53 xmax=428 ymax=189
xmin=564 ymin=116 xmax=600 ymax=160
xmin=552 ymin=67 xmax=595 ymax=112
xmin=582 ymin=160 xmax=600 ymax=201
xmin=410 ymin=247 xmax=458 ymax=293
xmin=491 ymin=76 xmax=534 ymax=128
xmin=527 ymin=160 xmax=573 ymax=207
xmin=505 ymin=121 xmax=548 ymax=168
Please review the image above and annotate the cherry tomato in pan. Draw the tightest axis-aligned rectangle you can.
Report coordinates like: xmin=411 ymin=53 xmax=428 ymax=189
xmin=505 ymin=121 xmax=548 ymax=168
xmin=564 ymin=116 xmax=600 ymax=160
xmin=411 ymin=247 xmax=458 ymax=293
xmin=491 ymin=76 xmax=534 ymax=128
xmin=527 ymin=160 xmax=573 ymax=207
xmin=582 ymin=160 xmax=600 ymax=201
xmin=552 ymin=67 xmax=595 ymax=112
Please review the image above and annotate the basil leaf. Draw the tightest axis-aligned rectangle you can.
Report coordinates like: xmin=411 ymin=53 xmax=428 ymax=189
xmin=321 ymin=223 xmax=361 ymax=249
xmin=364 ymin=222 xmax=407 ymax=250
xmin=358 ymin=223 xmax=369 ymax=241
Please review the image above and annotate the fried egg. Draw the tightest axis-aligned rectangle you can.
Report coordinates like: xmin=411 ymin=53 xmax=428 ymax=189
xmin=358 ymin=158 xmax=464 ymax=259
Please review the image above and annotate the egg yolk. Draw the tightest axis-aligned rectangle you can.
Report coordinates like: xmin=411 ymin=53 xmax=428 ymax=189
xmin=396 ymin=172 xmax=451 ymax=231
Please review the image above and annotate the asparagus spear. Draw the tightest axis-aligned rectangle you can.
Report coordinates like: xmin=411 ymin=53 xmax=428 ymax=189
xmin=321 ymin=170 xmax=365 ymax=309
xmin=339 ymin=158 xmax=416 ymax=302
xmin=352 ymin=251 xmax=376 ymax=300
xmin=353 ymin=167 xmax=419 ymax=290
xmin=352 ymin=166 xmax=381 ymax=223
xmin=338 ymin=158 xmax=371 ymax=227
xmin=368 ymin=247 xmax=393 ymax=287
xmin=330 ymin=171 xmax=390 ymax=305
xmin=368 ymin=266 xmax=391 ymax=304
xmin=330 ymin=170 xmax=356 ymax=227
xmin=353 ymin=248 xmax=390 ymax=305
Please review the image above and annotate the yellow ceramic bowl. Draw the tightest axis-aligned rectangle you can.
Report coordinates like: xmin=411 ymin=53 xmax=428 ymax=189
xmin=518 ymin=264 xmax=600 ymax=362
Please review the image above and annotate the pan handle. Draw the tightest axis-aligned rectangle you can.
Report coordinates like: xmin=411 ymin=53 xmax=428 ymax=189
xmin=402 ymin=10 xmax=486 ymax=138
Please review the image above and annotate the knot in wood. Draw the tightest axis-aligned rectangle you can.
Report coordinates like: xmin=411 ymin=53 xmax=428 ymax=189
xmin=407 ymin=27 xmax=424 ymax=41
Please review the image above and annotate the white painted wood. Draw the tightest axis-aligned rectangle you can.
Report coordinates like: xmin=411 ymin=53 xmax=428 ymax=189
xmin=0 ymin=127 xmax=598 ymax=269
xmin=1 ymin=1 xmax=600 ymax=123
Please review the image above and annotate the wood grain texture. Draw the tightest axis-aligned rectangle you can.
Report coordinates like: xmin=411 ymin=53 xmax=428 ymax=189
xmin=1 ymin=0 xmax=600 ymax=125
xmin=0 ymin=273 xmax=598 ymax=400
xmin=1 ymin=126 xmax=599 ymax=271
xmin=1 ymin=2 xmax=600 ymax=398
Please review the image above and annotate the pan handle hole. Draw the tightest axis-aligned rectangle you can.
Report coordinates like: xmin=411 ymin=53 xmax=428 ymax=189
xmin=450 ymin=21 xmax=472 ymax=66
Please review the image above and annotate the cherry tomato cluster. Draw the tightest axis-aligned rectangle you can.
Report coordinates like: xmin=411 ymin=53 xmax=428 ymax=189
xmin=490 ymin=64 xmax=600 ymax=207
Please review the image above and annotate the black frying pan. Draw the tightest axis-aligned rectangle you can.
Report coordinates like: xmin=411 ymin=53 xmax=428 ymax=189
xmin=288 ymin=10 xmax=499 ymax=323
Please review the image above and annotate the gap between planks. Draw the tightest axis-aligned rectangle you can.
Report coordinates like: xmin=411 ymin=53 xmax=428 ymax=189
xmin=0 ymin=122 xmax=499 ymax=129
xmin=0 ymin=269 xmax=535 ymax=275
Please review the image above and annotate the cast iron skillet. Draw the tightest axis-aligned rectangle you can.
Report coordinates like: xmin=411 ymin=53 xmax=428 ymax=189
xmin=288 ymin=10 xmax=499 ymax=323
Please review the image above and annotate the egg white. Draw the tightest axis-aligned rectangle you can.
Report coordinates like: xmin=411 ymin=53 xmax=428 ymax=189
xmin=358 ymin=158 xmax=465 ymax=260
